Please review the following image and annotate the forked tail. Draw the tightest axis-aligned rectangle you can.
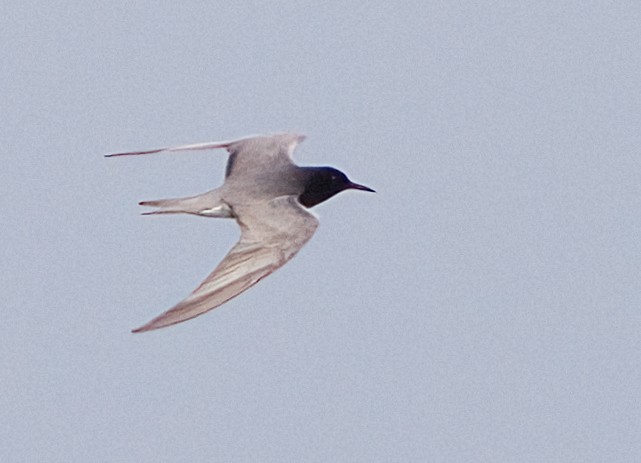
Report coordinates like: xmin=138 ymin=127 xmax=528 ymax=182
xmin=139 ymin=190 xmax=233 ymax=218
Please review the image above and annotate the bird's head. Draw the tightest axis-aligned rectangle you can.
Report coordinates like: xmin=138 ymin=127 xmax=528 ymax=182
xmin=299 ymin=167 xmax=375 ymax=208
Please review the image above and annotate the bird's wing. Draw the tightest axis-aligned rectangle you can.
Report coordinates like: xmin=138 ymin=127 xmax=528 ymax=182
xmin=132 ymin=195 xmax=319 ymax=333
xmin=222 ymin=133 xmax=305 ymax=178
xmin=105 ymin=139 xmax=242 ymax=157
xmin=104 ymin=133 xmax=305 ymax=161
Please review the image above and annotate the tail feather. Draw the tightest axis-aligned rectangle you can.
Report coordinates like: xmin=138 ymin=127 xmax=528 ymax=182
xmin=139 ymin=198 xmax=191 ymax=215
xmin=138 ymin=190 xmax=233 ymax=218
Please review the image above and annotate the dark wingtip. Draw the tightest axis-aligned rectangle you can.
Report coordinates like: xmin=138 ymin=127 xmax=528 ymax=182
xmin=105 ymin=148 xmax=165 ymax=158
xmin=104 ymin=151 xmax=135 ymax=158
xmin=104 ymin=153 xmax=131 ymax=158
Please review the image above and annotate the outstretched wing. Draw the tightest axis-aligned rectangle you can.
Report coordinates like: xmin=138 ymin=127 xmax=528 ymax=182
xmin=105 ymin=133 xmax=305 ymax=161
xmin=132 ymin=195 xmax=319 ymax=333
xmin=106 ymin=132 xmax=306 ymax=180
xmin=104 ymin=134 xmax=260 ymax=157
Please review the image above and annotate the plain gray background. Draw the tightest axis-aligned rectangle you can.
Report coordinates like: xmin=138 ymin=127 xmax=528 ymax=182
xmin=2 ymin=1 xmax=640 ymax=462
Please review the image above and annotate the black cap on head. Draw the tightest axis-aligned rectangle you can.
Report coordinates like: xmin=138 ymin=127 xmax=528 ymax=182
xmin=299 ymin=167 xmax=375 ymax=208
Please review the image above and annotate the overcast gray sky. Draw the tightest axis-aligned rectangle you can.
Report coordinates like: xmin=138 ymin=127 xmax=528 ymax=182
xmin=2 ymin=1 xmax=640 ymax=462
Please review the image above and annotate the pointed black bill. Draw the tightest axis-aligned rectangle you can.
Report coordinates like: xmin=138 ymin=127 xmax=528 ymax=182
xmin=348 ymin=182 xmax=376 ymax=193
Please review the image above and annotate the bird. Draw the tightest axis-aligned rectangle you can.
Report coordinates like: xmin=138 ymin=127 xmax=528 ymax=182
xmin=106 ymin=133 xmax=375 ymax=333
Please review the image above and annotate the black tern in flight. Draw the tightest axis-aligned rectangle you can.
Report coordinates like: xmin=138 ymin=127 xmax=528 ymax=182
xmin=107 ymin=133 xmax=374 ymax=332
